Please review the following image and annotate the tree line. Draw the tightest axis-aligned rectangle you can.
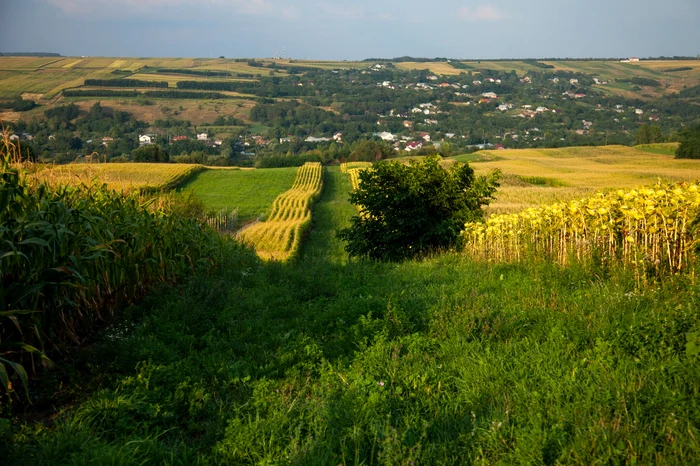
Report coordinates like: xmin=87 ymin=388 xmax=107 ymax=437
xmin=84 ymin=79 xmax=168 ymax=88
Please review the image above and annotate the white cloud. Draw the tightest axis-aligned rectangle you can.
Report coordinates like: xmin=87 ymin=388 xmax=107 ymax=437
xmin=319 ymin=2 xmax=365 ymax=20
xmin=281 ymin=6 xmax=301 ymax=19
xmin=457 ymin=4 xmax=508 ymax=21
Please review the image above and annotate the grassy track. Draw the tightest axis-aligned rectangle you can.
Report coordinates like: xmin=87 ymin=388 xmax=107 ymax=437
xmin=300 ymin=166 xmax=356 ymax=264
xmin=179 ymin=167 xmax=298 ymax=221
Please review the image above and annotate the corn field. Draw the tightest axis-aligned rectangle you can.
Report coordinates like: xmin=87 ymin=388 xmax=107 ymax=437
xmin=463 ymin=181 xmax=700 ymax=276
xmin=236 ymin=162 xmax=323 ymax=261
xmin=29 ymin=162 xmax=203 ymax=193
xmin=205 ymin=208 xmax=239 ymax=233
xmin=0 ymin=138 xmax=224 ymax=397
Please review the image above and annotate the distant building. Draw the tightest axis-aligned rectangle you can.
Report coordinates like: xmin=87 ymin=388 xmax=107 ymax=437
xmin=139 ymin=134 xmax=153 ymax=145
xmin=197 ymin=133 xmax=208 ymax=141
xmin=405 ymin=141 xmax=423 ymax=151
xmin=373 ymin=131 xmax=396 ymax=142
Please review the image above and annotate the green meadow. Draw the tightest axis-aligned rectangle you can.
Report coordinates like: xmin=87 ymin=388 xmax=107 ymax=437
xmin=179 ymin=167 xmax=298 ymax=222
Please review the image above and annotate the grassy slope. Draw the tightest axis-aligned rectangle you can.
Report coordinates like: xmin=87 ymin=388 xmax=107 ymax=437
xmin=10 ymin=164 xmax=700 ymax=464
xmin=179 ymin=167 xmax=298 ymax=222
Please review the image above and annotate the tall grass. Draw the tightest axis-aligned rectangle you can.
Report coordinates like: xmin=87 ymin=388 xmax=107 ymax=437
xmin=0 ymin=132 xmax=225 ymax=398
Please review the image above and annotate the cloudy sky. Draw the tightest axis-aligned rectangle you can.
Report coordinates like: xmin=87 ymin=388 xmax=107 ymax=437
xmin=1 ymin=0 xmax=699 ymax=60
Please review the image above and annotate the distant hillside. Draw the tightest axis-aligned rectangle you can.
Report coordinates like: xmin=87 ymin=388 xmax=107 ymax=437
xmin=0 ymin=52 xmax=62 ymax=57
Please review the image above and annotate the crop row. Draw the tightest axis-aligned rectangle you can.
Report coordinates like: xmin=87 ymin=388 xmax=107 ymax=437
xmin=236 ymin=162 xmax=323 ymax=261
xmin=340 ymin=162 xmax=373 ymax=173
xmin=462 ymin=181 xmax=700 ymax=276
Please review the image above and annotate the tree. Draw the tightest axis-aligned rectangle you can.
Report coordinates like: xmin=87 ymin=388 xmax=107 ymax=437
xmin=131 ymin=144 xmax=169 ymax=162
xmin=635 ymin=124 xmax=663 ymax=145
xmin=338 ymin=155 xmax=500 ymax=261
xmin=349 ymin=139 xmax=394 ymax=161
xmin=675 ymin=125 xmax=700 ymax=159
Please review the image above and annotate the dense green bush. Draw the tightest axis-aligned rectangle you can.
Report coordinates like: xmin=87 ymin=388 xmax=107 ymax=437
xmin=676 ymin=125 xmax=700 ymax=159
xmin=338 ymin=155 xmax=500 ymax=260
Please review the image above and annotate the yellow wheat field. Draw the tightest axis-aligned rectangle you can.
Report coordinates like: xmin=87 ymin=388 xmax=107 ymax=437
xmin=236 ymin=162 xmax=323 ymax=262
xmin=29 ymin=162 xmax=203 ymax=192
xmin=463 ymin=145 xmax=700 ymax=214
xmin=463 ymin=181 xmax=700 ymax=277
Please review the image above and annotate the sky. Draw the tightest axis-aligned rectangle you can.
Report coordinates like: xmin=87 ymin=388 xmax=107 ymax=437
xmin=1 ymin=0 xmax=699 ymax=60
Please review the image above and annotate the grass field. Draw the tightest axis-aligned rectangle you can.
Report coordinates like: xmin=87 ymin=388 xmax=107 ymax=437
xmin=179 ymin=167 xmax=299 ymax=222
xmin=634 ymin=142 xmax=680 ymax=155
xmin=9 ymin=157 xmax=700 ymax=464
xmin=452 ymin=145 xmax=700 ymax=213
xmin=31 ymin=162 xmax=203 ymax=192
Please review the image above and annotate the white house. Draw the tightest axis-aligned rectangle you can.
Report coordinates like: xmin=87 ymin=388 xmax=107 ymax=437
xmin=570 ymin=79 xmax=579 ymax=85
xmin=197 ymin=133 xmax=208 ymax=141
xmin=374 ymin=131 xmax=396 ymax=142
xmin=139 ymin=134 xmax=153 ymax=145
xmin=482 ymin=92 xmax=498 ymax=99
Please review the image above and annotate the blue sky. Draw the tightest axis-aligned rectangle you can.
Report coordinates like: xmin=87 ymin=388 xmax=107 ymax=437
xmin=1 ymin=0 xmax=699 ymax=60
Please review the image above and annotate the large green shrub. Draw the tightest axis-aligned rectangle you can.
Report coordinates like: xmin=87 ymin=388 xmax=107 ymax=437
xmin=338 ymin=155 xmax=499 ymax=261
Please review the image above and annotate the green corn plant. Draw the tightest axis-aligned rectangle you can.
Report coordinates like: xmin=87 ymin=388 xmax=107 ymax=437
xmin=1 ymin=130 xmax=225 ymax=399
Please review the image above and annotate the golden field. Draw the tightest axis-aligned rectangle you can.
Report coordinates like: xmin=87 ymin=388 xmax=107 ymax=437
xmin=29 ymin=162 xmax=203 ymax=192
xmin=454 ymin=145 xmax=700 ymax=213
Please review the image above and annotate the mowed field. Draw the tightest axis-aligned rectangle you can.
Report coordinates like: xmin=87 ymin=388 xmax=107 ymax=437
xmin=179 ymin=167 xmax=299 ymax=222
xmin=452 ymin=144 xmax=700 ymax=213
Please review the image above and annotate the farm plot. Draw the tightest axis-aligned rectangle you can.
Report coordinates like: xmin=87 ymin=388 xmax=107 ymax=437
xmin=236 ymin=162 xmax=323 ymax=261
xmin=454 ymin=145 xmax=700 ymax=213
xmin=179 ymin=166 xmax=298 ymax=222
xmin=32 ymin=162 xmax=203 ymax=192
